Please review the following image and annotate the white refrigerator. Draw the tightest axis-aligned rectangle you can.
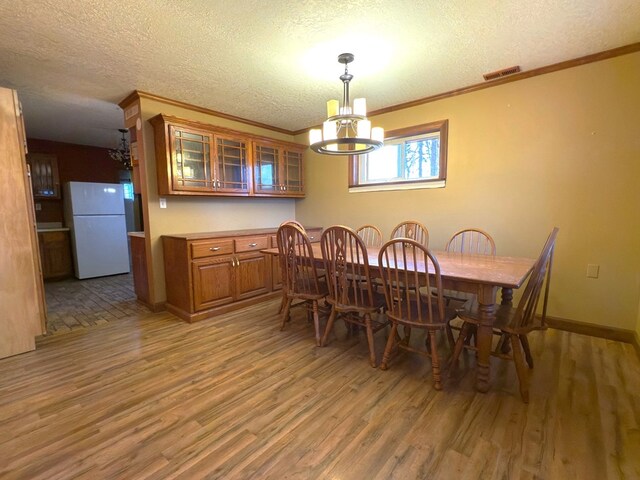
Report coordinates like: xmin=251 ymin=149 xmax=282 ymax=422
xmin=64 ymin=182 xmax=130 ymax=279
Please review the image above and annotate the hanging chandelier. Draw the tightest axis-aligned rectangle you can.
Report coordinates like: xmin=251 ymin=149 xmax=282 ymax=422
xmin=109 ymin=128 xmax=132 ymax=170
xmin=309 ymin=53 xmax=384 ymax=156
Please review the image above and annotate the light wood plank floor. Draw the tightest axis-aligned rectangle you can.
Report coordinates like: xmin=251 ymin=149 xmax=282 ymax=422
xmin=1 ymin=300 xmax=639 ymax=479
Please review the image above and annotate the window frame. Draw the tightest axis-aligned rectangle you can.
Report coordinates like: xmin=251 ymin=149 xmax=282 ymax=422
xmin=348 ymin=119 xmax=448 ymax=191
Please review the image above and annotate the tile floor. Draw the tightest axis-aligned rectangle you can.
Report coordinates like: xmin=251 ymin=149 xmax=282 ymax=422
xmin=44 ymin=273 xmax=150 ymax=335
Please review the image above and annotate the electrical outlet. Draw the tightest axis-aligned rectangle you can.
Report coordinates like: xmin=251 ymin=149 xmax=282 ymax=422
xmin=159 ymin=197 xmax=167 ymax=209
xmin=35 ymin=203 xmax=42 ymax=211
xmin=586 ymin=264 xmax=599 ymax=279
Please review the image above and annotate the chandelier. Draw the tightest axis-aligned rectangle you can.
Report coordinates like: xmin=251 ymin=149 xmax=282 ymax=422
xmin=309 ymin=53 xmax=384 ymax=156
xmin=109 ymin=128 xmax=132 ymax=170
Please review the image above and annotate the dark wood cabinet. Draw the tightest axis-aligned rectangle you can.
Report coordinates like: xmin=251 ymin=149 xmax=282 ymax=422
xmin=129 ymin=233 xmax=150 ymax=305
xmin=27 ymin=153 xmax=60 ymax=199
xmin=38 ymin=230 xmax=72 ymax=280
xmin=151 ymin=114 xmax=304 ymax=198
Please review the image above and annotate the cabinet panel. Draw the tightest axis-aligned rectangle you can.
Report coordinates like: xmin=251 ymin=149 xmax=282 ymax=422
xmin=235 ymin=253 xmax=271 ymax=301
xmin=38 ymin=231 xmax=73 ymax=280
xmin=27 ymin=153 xmax=60 ymax=199
xmin=215 ymin=135 xmax=250 ymax=193
xmin=253 ymin=143 xmax=280 ymax=194
xmin=282 ymin=149 xmax=304 ymax=194
xmin=170 ymin=126 xmax=213 ymax=192
xmin=192 ymin=257 xmax=235 ymax=311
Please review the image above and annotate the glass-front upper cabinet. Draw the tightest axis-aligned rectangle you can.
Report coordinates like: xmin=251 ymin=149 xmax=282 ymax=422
xmin=253 ymin=142 xmax=304 ymax=197
xmin=151 ymin=114 xmax=305 ymax=197
xmin=253 ymin=143 xmax=280 ymax=194
xmin=214 ymin=134 xmax=250 ymax=193
xmin=169 ymin=126 xmax=213 ymax=192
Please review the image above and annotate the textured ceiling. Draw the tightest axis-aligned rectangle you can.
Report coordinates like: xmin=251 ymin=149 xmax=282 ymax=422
xmin=0 ymin=0 xmax=639 ymax=149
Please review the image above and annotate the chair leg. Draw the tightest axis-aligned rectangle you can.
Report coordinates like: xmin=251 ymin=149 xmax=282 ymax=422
xmin=449 ymin=322 xmax=471 ymax=374
xmin=510 ymin=334 xmax=530 ymax=403
xmin=519 ymin=334 xmax=534 ymax=369
xmin=312 ymin=300 xmax=321 ymax=347
xmin=321 ymin=307 xmax=337 ymax=347
xmin=280 ymin=297 xmax=293 ymax=331
xmin=380 ymin=323 xmax=398 ymax=371
xmin=429 ymin=330 xmax=442 ymax=390
xmin=445 ymin=323 xmax=456 ymax=351
xmin=364 ymin=313 xmax=377 ymax=368
xmin=278 ymin=291 xmax=287 ymax=313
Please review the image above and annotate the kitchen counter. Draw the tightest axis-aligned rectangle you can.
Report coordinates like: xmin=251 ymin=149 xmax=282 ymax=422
xmin=128 ymin=231 xmax=145 ymax=238
xmin=37 ymin=227 xmax=70 ymax=233
xmin=163 ymin=226 xmax=322 ymax=241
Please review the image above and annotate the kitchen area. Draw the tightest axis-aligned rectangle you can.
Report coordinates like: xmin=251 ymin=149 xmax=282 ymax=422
xmin=26 ymin=138 xmax=146 ymax=333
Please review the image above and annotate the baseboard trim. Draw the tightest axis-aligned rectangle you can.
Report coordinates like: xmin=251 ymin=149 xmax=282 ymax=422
xmin=633 ymin=331 xmax=640 ymax=359
xmin=544 ymin=315 xmax=635 ymax=344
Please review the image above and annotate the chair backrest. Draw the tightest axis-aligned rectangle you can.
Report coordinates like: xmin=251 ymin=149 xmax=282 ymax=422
xmin=445 ymin=228 xmax=496 ymax=256
xmin=378 ymin=238 xmax=448 ymax=327
xmin=511 ymin=227 xmax=559 ymax=329
xmin=390 ymin=220 xmax=429 ymax=247
xmin=279 ymin=220 xmax=304 ymax=230
xmin=356 ymin=224 xmax=383 ymax=248
xmin=276 ymin=223 xmax=323 ymax=296
xmin=321 ymin=225 xmax=377 ymax=310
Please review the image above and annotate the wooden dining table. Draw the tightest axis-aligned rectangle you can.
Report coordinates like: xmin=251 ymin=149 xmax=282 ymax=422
xmin=263 ymin=243 xmax=536 ymax=393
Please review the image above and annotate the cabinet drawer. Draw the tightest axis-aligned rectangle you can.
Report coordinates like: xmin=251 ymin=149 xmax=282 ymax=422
xmin=270 ymin=235 xmax=278 ymax=248
xmin=306 ymin=229 xmax=322 ymax=243
xmin=191 ymin=239 xmax=234 ymax=259
xmin=235 ymin=235 xmax=269 ymax=253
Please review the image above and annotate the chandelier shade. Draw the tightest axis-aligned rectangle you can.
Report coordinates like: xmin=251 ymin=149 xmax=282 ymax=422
xmin=109 ymin=128 xmax=132 ymax=170
xmin=309 ymin=53 xmax=384 ymax=156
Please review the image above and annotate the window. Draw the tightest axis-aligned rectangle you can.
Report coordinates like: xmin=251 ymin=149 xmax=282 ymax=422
xmin=349 ymin=120 xmax=448 ymax=192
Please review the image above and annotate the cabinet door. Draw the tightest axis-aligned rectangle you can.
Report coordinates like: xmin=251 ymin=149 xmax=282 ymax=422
xmin=170 ymin=126 xmax=214 ymax=192
xmin=192 ymin=256 xmax=235 ymax=311
xmin=235 ymin=252 xmax=271 ymax=300
xmin=27 ymin=154 xmax=60 ymax=198
xmin=214 ymin=135 xmax=250 ymax=193
xmin=253 ymin=143 xmax=281 ymax=194
xmin=282 ymin=149 xmax=304 ymax=195
xmin=39 ymin=231 xmax=73 ymax=280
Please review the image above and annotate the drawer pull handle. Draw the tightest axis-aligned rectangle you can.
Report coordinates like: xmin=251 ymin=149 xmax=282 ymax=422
xmin=248 ymin=243 xmax=258 ymax=247
xmin=209 ymin=247 xmax=221 ymax=251
xmin=309 ymin=236 xmax=314 ymax=240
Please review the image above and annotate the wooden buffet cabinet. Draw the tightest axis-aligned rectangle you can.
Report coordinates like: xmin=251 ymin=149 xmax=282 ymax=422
xmin=151 ymin=115 xmax=305 ymax=198
xmin=162 ymin=227 xmax=321 ymax=322
xmin=38 ymin=229 xmax=73 ymax=280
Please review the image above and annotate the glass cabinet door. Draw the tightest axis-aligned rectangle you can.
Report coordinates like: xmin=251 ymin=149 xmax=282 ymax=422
xmin=282 ymin=150 xmax=303 ymax=194
xmin=253 ymin=143 xmax=280 ymax=193
xmin=169 ymin=126 xmax=213 ymax=191
xmin=214 ymin=135 xmax=249 ymax=193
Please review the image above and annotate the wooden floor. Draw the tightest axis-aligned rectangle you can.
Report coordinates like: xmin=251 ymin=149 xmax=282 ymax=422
xmin=1 ymin=300 xmax=639 ymax=479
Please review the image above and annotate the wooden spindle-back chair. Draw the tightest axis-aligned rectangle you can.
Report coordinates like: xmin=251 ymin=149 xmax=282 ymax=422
xmin=390 ymin=220 xmax=429 ymax=247
xmin=276 ymin=223 xmax=328 ymax=346
xmin=450 ymin=227 xmax=559 ymax=402
xmin=377 ymin=239 xmax=458 ymax=390
xmin=320 ymin=225 xmax=387 ymax=367
xmin=445 ymin=228 xmax=496 ymax=256
xmin=356 ymin=224 xmax=383 ymax=248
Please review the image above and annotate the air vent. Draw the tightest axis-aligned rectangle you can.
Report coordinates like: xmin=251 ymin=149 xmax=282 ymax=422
xmin=483 ymin=66 xmax=521 ymax=81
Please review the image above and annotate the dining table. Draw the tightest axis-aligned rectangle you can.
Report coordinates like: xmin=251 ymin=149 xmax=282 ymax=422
xmin=262 ymin=243 xmax=536 ymax=393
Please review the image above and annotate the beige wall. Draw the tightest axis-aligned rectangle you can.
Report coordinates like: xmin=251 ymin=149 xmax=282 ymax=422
xmin=295 ymin=52 xmax=640 ymax=330
xmin=139 ymin=98 xmax=297 ymax=302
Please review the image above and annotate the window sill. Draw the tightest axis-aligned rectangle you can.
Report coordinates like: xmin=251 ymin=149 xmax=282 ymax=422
xmin=349 ymin=180 xmax=446 ymax=193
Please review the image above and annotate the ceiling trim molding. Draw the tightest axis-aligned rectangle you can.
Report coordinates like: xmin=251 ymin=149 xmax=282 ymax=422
xmin=118 ymin=90 xmax=296 ymax=136
xmin=292 ymin=42 xmax=640 ymax=135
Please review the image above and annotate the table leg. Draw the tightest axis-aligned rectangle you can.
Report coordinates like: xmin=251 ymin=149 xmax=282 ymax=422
xmin=500 ymin=288 xmax=513 ymax=306
xmin=476 ymin=285 xmax=497 ymax=393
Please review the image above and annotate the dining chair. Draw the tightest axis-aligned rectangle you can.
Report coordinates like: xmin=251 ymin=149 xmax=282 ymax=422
xmin=377 ymin=239 xmax=458 ymax=390
xmin=276 ymin=222 xmax=328 ymax=346
xmin=320 ymin=225 xmax=388 ymax=367
xmin=450 ymin=227 xmax=559 ymax=403
xmin=356 ymin=224 xmax=383 ymax=248
xmin=445 ymin=228 xmax=496 ymax=256
xmin=279 ymin=219 xmax=304 ymax=230
xmin=390 ymin=220 xmax=429 ymax=247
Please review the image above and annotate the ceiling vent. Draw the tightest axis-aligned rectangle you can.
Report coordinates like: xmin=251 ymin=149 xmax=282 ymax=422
xmin=483 ymin=66 xmax=521 ymax=81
